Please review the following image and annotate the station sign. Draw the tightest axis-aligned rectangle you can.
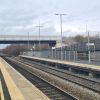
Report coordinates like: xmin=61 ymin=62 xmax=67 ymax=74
xmin=86 ymin=43 xmax=95 ymax=46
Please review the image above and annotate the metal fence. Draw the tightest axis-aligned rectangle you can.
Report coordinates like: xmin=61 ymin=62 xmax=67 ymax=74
xmin=22 ymin=49 xmax=100 ymax=62
xmin=91 ymin=51 xmax=100 ymax=61
xmin=21 ymin=38 xmax=100 ymax=62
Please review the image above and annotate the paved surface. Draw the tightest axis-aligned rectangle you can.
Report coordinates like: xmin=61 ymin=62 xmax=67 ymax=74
xmin=0 ymin=57 xmax=50 ymax=100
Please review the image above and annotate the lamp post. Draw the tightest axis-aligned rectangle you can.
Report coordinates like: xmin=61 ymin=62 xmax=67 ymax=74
xmin=86 ymin=42 xmax=95 ymax=61
xmin=27 ymin=32 xmax=29 ymax=51
xmin=55 ymin=13 xmax=66 ymax=60
xmin=86 ymin=24 xmax=91 ymax=63
xmin=87 ymin=31 xmax=91 ymax=63
xmin=51 ymin=47 xmax=53 ymax=59
xmin=52 ymin=47 xmax=56 ymax=59
xmin=32 ymin=44 xmax=35 ymax=56
xmin=36 ymin=22 xmax=43 ymax=57
xmin=93 ymin=44 xmax=95 ymax=59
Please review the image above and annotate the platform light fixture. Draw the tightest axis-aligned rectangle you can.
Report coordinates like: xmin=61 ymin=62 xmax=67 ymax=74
xmin=55 ymin=13 xmax=67 ymax=60
xmin=36 ymin=21 xmax=43 ymax=57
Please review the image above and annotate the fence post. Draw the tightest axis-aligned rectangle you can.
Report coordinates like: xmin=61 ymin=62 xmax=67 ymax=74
xmin=69 ymin=51 xmax=71 ymax=61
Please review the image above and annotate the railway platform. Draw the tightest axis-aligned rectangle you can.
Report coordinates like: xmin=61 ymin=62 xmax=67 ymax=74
xmin=0 ymin=57 xmax=50 ymax=100
xmin=20 ymin=55 xmax=100 ymax=78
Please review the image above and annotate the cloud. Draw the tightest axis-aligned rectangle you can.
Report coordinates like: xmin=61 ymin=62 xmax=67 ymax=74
xmin=0 ymin=0 xmax=100 ymax=36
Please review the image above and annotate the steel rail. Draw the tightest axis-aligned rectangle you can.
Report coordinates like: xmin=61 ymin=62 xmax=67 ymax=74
xmin=15 ymin=57 xmax=100 ymax=94
xmin=4 ymin=57 xmax=78 ymax=100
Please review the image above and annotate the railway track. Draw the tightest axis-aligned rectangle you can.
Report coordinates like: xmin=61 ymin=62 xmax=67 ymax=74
xmin=14 ymin=57 xmax=100 ymax=94
xmin=3 ymin=57 xmax=77 ymax=100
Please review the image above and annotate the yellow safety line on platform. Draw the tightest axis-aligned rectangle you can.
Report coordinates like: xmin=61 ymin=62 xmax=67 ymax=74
xmin=0 ymin=81 xmax=5 ymax=100
xmin=0 ymin=57 xmax=25 ymax=100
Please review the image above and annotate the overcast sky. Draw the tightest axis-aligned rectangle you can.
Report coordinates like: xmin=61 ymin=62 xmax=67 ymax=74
xmin=0 ymin=0 xmax=100 ymax=37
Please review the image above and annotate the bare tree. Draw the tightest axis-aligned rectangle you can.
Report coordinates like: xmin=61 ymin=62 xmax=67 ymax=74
xmin=74 ymin=35 xmax=85 ymax=43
